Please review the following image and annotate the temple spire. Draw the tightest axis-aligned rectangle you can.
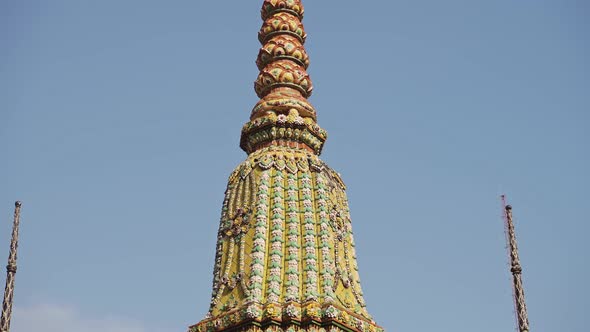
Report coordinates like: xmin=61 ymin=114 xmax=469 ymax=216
xmin=0 ymin=201 xmax=22 ymax=332
xmin=241 ymin=0 xmax=327 ymax=155
xmin=189 ymin=2 xmax=382 ymax=331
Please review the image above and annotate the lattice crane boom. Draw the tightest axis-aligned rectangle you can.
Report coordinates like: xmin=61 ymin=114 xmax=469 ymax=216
xmin=501 ymin=195 xmax=530 ymax=332
xmin=0 ymin=201 xmax=22 ymax=332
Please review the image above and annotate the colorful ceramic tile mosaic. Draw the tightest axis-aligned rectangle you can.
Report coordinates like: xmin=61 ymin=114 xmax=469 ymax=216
xmin=189 ymin=2 xmax=383 ymax=332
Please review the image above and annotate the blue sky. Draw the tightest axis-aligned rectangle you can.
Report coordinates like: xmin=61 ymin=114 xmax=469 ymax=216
xmin=1 ymin=1 xmax=588 ymax=331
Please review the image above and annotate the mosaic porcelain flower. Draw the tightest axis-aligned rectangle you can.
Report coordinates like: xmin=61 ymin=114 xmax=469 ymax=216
xmin=252 ymin=262 xmax=264 ymax=271
xmin=285 ymin=304 xmax=300 ymax=318
xmin=277 ymin=114 xmax=288 ymax=124
xmin=253 ymin=238 xmax=265 ymax=247
xmin=245 ymin=305 xmax=262 ymax=319
xmin=293 ymin=116 xmax=304 ymax=125
xmin=250 ymin=289 xmax=262 ymax=299
xmin=265 ymin=305 xmax=280 ymax=317
xmin=323 ymin=306 xmax=338 ymax=319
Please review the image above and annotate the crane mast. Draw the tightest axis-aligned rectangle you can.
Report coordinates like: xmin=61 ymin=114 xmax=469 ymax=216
xmin=0 ymin=202 xmax=22 ymax=332
xmin=501 ymin=195 xmax=530 ymax=332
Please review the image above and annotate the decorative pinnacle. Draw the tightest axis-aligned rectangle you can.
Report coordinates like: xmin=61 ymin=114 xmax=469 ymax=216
xmin=255 ymin=2 xmax=312 ymax=99
xmin=255 ymin=1 xmax=311 ymax=101
xmin=240 ymin=0 xmax=327 ymax=155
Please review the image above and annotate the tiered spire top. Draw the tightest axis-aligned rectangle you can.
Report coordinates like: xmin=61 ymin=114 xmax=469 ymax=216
xmin=240 ymin=0 xmax=327 ymax=155
xmin=261 ymin=0 xmax=305 ymax=20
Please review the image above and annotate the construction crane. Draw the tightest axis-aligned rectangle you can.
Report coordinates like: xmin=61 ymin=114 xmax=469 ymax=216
xmin=0 ymin=202 xmax=22 ymax=332
xmin=501 ymin=195 xmax=530 ymax=332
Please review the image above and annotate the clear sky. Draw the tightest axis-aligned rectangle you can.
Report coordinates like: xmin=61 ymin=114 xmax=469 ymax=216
xmin=1 ymin=1 xmax=588 ymax=331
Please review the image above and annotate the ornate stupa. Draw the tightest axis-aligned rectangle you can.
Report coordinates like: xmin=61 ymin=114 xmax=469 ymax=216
xmin=189 ymin=1 xmax=382 ymax=332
